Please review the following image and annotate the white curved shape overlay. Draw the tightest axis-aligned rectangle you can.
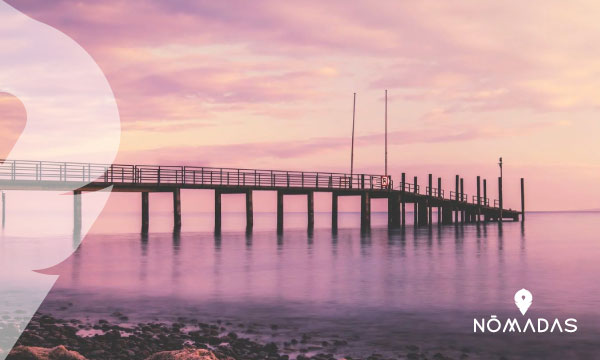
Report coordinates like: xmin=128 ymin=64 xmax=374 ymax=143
xmin=0 ymin=1 xmax=121 ymax=357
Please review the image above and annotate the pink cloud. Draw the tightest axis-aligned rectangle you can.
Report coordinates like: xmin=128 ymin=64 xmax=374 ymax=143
xmin=115 ymin=119 xmax=553 ymax=168
xmin=4 ymin=0 xmax=600 ymax=210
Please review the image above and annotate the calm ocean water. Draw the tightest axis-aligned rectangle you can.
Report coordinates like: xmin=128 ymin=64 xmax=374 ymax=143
xmin=7 ymin=212 xmax=600 ymax=358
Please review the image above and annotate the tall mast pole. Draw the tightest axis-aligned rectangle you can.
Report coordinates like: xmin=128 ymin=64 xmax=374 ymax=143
xmin=351 ymin=92 xmax=356 ymax=175
xmin=385 ymin=89 xmax=388 ymax=176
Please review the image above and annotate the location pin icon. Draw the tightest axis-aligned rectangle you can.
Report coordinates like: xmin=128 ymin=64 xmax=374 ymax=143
xmin=514 ymin=288 xmax=533 ymax=315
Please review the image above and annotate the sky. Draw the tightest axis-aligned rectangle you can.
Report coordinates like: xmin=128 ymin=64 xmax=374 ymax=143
xmin=2 ymin=0 xmax=600 ymax=212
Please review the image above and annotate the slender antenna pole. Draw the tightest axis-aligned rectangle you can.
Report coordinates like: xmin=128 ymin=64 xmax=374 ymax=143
xmin=385 ymin=89 xmax=388 ymax=176
xmin=351 ymin=92 xmax=356 ymax=175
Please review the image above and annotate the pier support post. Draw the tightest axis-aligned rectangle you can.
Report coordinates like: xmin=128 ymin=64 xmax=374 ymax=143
xmin=428 ymin=174 xmax=433 ymax=225
xmin=455 ymin=175 xmax=459 ymax=223
xmin=360 ymin=192 xmax=371 ymax=230
xmin=413 ymin=176 xmax=418 ymax=225
xmin=332 ymin=192 xmax=338 ymax=230
xmin=476 ymin=176 xmax=481 ymax=223
xmin=246 ymin=190 xmax=253 ymax=232
xmin=401 ymin=173 xmax=406 ymax=226
xmin=498 ymin=177 xmax=503 ymax=221
xmin=214 ymin=190 xmax=222 ymax=232
xmin=483 ymin=179 xmax=488 ymax=222
xmin=460 ymin=178 xmax=465 ymax=223
xmin=173 ymin=188 xmax=181 ymax=232
xmin=388 ymin=192 xmax=401 ymax=228
xmin=141 ymin=192 xmax=149 ymax=233
xmin=442 ymin=206 xmax=453 ymax=224
xmin=521 ymin=178 xmax=525 ymax=222
xmin=437 ymin=177 xmax=442 ymax=224
xmin=277 ymin=190 xmax=284 ymax=233
xmin=1 ymin=191 xmax=5 ymax=229
xmin=418 ymin=200 xmax=428 ymax=226
xmin=307 ymin=191 xmax=314 ymax=230
xmin=73 ymin=190 xmax=82 ymax=238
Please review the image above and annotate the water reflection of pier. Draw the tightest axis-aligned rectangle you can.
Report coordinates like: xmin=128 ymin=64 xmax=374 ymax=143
xmin=64 ymin=224 xmax=524 ymax=312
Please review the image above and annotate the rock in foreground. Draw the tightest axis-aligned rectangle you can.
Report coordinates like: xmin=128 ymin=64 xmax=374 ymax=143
xmin=7 ymin=345 xmax=87 ymax=360
xmin=146 ymin=348 xmax=229 ymax=360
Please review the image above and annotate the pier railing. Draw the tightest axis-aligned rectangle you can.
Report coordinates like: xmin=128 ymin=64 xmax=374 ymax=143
xmin=0 ymin=159 xmax=504 ymax=207
xmin=426 ymin=186 xmax=444 ymax=198
xmin=449 ymin=191 xmax=469 ymax=202
xmin=472 ymin=195 xmax=490 ymax=206
xmin=0 ymin=159 xmax=390 ymax=190
xmin=398 ymin=182 xmax=419 ymax=193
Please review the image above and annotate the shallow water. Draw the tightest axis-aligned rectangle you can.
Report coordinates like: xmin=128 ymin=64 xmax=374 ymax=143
xmin=6 ymin=212 xmax=600 ymax=359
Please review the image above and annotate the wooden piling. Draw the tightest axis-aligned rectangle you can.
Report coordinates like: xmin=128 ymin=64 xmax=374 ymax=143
xmin=307 ymin=191 xmax=314 ymax=230
xmin=437 ymin=177 xmax=442 ymax=224
xmin=455 ymin=175 xmax=459 ymax=223
xmin=214 ymin=189 xmax=222 ymax=232
xmin=428 ymin=174 xmax=433 ymax=225
xmin=483 ymin=179 xmax=488 ymax=222
xmin=476 ymin=176 xmax=481 ymax=223
xmin=388 ymin=192 xmax=400 ymax=228
xmin=418 ymin=199 xmax=428 ymax=226
xmin=361 ymin=192 xmax=371 ymax=229
xmin=442 ymin=205 xmax=453 ymax=224
xmin=277 ymin=190 xmax=284 ymax=233
xmin=173 ymin=188 xmax=181 ymax=232
xmin=521 ymin=178 xmax=525 ymax=222
xmin=332 ymin=192 xmax=339 ymax=229
xmin=73 ymin=190 xmax=82 ymax=237
xmin=460 ymin=178 xmax=465 ymax=223
xmin=393 ymin=193 xmax=401 ymax=227
xmin=498 ymin=177 xmax=503 ymax=221
xmin=401 ymin=173 xmax=406 ymax=226
xmin=413 ymin=176 xmax=418 ymax=225
xmin=246 ymin=190 xmax=253 ymax=231
xmin=141 ymin=192 xmax=149 ymax=233
xmin=387 ymin=192 xmax=393 ymax=227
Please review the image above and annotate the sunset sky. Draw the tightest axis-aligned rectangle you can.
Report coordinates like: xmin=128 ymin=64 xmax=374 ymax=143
xmin=3 ymin=1 xmax=600 ymax=212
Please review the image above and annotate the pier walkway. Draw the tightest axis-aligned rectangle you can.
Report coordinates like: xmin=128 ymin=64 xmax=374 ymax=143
xmin=0 ymin=159 xmax=524 ymax=233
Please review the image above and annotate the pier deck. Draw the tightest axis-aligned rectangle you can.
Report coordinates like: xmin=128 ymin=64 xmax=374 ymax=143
xmin=0 ymin=159 xmax=523 ymax=233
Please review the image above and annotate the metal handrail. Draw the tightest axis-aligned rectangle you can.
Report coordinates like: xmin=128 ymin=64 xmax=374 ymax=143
xmin=0 ymin=159 xmax=390 ymax=190
xmin=449 ymin=191 xmax=467 ymax=202
xmin=0 ymin=160 xmax=509 ymax=209
xmin=472 ymin=195 xmax=490 ymax=205
xmin=426 ymin=186 xmax=444 ymax=198
xmin=398 ymin=182 xmax=419 ymax=193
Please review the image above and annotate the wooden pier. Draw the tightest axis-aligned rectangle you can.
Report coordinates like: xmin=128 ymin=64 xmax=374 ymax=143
xmin=0 ymin=159 xmax=524 ymax=234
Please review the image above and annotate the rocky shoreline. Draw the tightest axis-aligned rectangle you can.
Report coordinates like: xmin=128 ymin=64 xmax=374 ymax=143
xmin=6 ymin=312 xmax=457 ymax=360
